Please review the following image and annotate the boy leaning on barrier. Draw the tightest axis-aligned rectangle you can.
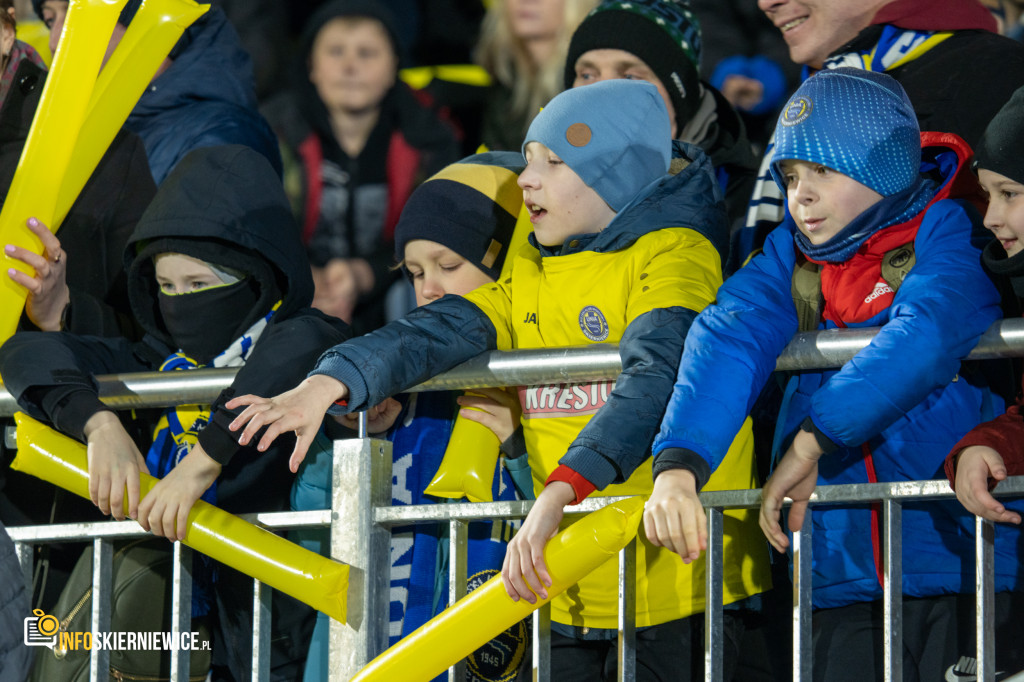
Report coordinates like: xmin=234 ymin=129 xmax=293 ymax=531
xmin=944 ymin=85 xmax=1024 ymax=527
xmin=0 ymin=145 xmax=350 ymax=680
xmin=648 ymin=67 xmax=1024 ymax=679
xmin=227 ymin=79 xmax=770 ymax=680
xmin=293 ymin=152 xmax=531 ymax=682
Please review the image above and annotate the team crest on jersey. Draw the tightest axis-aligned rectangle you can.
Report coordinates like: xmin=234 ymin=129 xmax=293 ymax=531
xmin=465 ymin=569 xmax=528 ymax=681
xmin=781 ymin=96 xmax=812 ymax=126
xmin=579 ymin=305 xmax=609 ymax=341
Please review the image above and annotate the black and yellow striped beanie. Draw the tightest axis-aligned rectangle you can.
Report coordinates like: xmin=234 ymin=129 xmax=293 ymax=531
xmin=394 ymin=152 xmax=524 ymax=280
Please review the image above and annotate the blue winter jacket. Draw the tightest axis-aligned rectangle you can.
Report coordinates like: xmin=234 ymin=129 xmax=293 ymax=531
xmin=653 ymin=134 xmax=1023 ymax=609
xmin=125 ymin=8 xmax=281 ymax=184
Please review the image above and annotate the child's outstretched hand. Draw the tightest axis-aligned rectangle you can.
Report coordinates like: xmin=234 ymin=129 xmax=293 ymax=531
xmin=138 ymin=446 xmax=222 ymax=541
xmin=953 ymin=446 xmax=1022 ymax=524
xmin=501 ymin=481 xmax=575 ymax=604
xmin=227 ymin=374 xmax=348 ymax=473
xmin=644 ymin=468 xmax=706 ymax=563
xmin=456 ymin=387 xmax=522 ymax=443
xmin=759 ymin=428 xmax=823 ymax=552
xmin=83 ymin=411 xmax=149 ymax=521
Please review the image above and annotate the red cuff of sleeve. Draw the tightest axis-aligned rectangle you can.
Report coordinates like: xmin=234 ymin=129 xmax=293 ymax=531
xmin=545 ymin=465 xmax=597 ymax=505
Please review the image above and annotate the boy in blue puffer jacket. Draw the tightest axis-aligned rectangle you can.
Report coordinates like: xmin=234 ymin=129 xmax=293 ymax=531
xmin=648 ymin=67 xmax=1024 ymax=679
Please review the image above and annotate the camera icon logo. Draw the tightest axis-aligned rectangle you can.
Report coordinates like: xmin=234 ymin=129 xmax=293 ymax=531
xmin=24 ymin=608 xmax=59 ymax=648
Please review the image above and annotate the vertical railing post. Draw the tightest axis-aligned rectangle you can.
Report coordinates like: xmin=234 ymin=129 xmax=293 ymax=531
xmin=617 ymin=537 xmax=636 ymax=682
xmin=532 ymin=603 xmax=551 ymax=682
xmin=89 ymin=538 xmax=112 ymax=682
xmin=704 ymin=507 xmax=724 ymax=682
xmin=252 ymin=580 xmax=272 ymax=682
xmin=448 ymin=519 xmax=468 ymax=682
xmin=882 ymin=499 xmax=902 ymax=682
xmin=976 ymin=516 xmax=995 ymax=682
xmin=792 ymin=512 xmax=812 ymax=682
xmin=15 ymin=541 xmax=32 ymax=599
xmin=169 ymin=542 xmax=193 ymax=682
xmin=327 ymin=433 xmax=393 ymax=679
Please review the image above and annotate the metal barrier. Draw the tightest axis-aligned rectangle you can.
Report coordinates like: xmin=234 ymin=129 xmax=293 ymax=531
xmin=6 ymin=318 xmax=1024 ymax=682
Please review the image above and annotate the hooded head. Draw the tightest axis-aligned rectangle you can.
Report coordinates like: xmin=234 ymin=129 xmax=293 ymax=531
xmin=974 ymin=85 xmax=1024 ymax=187
xmin=523 ymin=79 xmax=671 ymax=212
xmin=126 ymin=145 xmax=313 ymax=363
xmin=770 ymin=67 xmax=920 ymax=198
xmin=395 ymin=151 xmax=524 ymax=281
xmin=564 ymin=0 xmax=702 ymax=135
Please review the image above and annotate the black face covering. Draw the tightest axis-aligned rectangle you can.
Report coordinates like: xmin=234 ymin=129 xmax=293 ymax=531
xmin=158 ymin=279 xmax=261 ymax=364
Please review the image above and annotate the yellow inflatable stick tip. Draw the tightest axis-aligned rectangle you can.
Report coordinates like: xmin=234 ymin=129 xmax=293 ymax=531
xmin=350 ymin=496 xmax=643 ymax=682
xmin=12 ymin=413 xmax=349 ymax=623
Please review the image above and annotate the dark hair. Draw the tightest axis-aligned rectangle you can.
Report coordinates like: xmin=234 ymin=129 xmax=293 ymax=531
xmin=0 ymin=0 xmax=16 ymax=32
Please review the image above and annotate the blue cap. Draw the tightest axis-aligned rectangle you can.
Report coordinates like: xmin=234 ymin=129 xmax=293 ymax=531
xmin=771 ymin=68 xmax=920 ymax=197
xmin=523 ymin=80 xmax=671 ymax=212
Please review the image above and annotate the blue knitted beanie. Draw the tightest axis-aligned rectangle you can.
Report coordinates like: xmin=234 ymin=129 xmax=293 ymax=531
xmin=770 ymin=67 xmax=920 ymax=197
xmin=523 ymin=80 xmax=671 ymax=211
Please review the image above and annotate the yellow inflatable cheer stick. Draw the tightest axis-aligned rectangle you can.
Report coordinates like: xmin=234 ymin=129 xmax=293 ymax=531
xmin=11 ymin=413 xmax=349 ymax=623
xmin=54 ymin=0 xmax=209 ymax=227
xmin=424 ymin=202 xmax=533 ymax=502
xmin=0 ymin=0 xmax=124 ymax=340
xmin=351 ymin=495 xmax=644 ymax=682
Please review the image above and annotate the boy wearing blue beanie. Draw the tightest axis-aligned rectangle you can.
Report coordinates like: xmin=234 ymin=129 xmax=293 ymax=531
xmin=652 ymin=67 xmax=1021 ymax=677
xmin=228 ymin=79 xmax=770 ymax=678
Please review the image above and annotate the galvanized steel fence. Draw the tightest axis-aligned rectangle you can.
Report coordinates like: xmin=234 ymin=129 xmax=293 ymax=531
xmin=6 ymin=317 xmax=1024 ymax=682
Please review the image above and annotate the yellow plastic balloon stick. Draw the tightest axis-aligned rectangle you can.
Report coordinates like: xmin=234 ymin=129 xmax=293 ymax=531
xmin=0 ymin=0 xmax=124 ymax=340
xmin=54 ymin=0 xmax=210 ymax=227
xmin=423 ymin=403 xmax=499 ymax=503
xmin=350 ymin=496 xmax=644 ymax=682
xmin=423 ymin=204 xmax=534 ymax=501
xmin=11 ymin=413 xmax=349 ymax=623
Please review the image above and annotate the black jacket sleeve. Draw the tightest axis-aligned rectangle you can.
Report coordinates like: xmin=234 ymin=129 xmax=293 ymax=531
xmin=0 ymin=331 xmax=147 ymax=440
xmin=198 ymin=312 xmax=350 ymax=465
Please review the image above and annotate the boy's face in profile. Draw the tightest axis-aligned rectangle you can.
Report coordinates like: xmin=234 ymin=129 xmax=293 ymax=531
xmin=978 ymin=168 xmax=1024 ymax=257
xmin=154 ymin=253 xmax=223 ymax=295
xmin=309 ymin=17 xmax=398 ymax=116
xmin=779 ymin=159 xmax=883 ymax=245
xmin=403 ymin=239 xmax=493 ymax=306
xmin=571 ymin=49 xmax=678 ymax=138
xmin=519 ymin=141 xmax=617 ymax=247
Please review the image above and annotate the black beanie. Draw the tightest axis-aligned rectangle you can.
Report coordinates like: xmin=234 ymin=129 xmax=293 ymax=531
xmin=974 ymin=85 xmax=1024 ymax=185
xmin=563 ymin=0 xmax=703 ymax=132
xmin=394 ymin=152 xmax=524 ymax=280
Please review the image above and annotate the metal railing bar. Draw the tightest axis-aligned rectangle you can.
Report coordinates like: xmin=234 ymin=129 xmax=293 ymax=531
xmin=792 ymin=515 xmax=812 ymax=682
xmin=89 ymin=538 xmax=112 ymax=682
xmin=253 ymin=580 xmax=272 ymax=682
xmin=617 ymin=538 xmax=637 ymax=682
xmin=6 ymin=510 xmax=332 ymax=543
xmin=447 ymin=520 xmax=468 ymax=682
xmin=977 ymin=517 xmax=996 ymax=682
xmin=2 ymin=319 xmax=1023 ymax=415
xmin=369 ymin=478 xmax=1024 ymax=526
xmin=882 ymin=500 xmax=902 ymax=682
xmin=170 ymin=542 xmax=192 ymax=682
xmin=704 ymin=508 xmax=724 ymax=682
xmin=532 ymin=603 xmax=551 ymax=682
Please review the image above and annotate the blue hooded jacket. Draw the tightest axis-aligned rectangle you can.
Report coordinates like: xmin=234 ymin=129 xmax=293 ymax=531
xmin=653 ymin=133 xmax=1023 ymax=608
xmin=125 ymin=8 xmax=281 ymax=184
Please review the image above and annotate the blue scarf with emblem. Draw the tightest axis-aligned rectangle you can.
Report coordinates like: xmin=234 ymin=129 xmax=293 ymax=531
xmin=145 ymin=301 xmax=279 ymax=617
xmin=388 ymin=391 xmax=529 ymax=682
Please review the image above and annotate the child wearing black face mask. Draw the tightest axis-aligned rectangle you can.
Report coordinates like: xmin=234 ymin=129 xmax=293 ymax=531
xmin=0 ymin=145 xmax=349 ymax=680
